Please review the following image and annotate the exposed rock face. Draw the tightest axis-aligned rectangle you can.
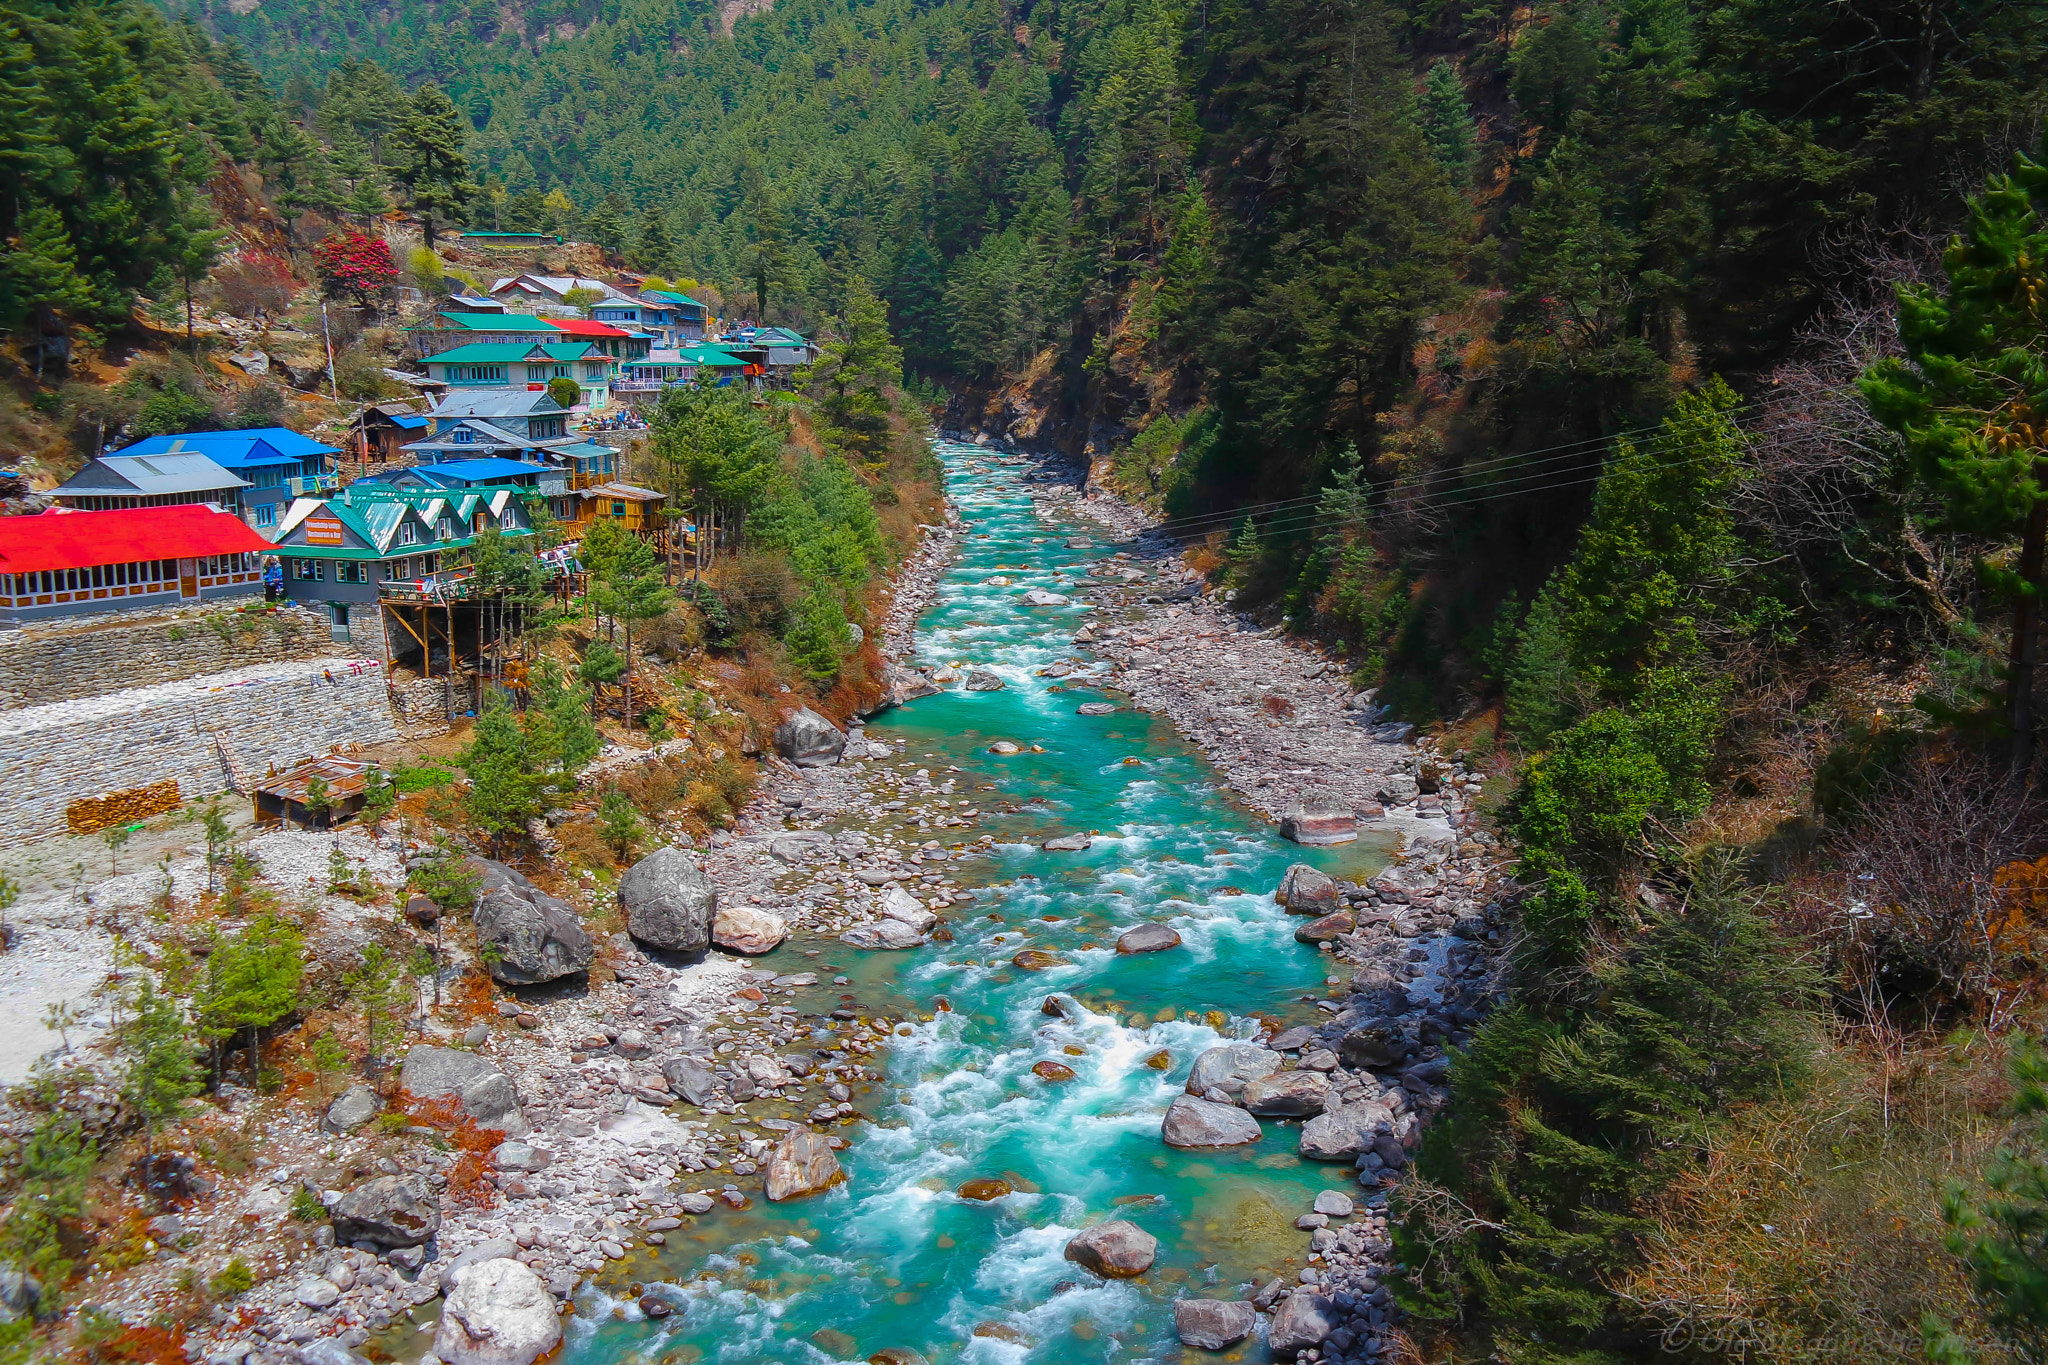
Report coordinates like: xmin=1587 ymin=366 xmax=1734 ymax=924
xmin=774 ymin=708 xmax=846 ymax=768
xmin=400 ymin=1047 xmax=530 ymax=1137
xmin=323 ymin=1085 xmax=380 ymax=1133
xmin=467 ymin=858 xmax=593 ymax=985
xmin=330 ymin=1175 xmax=440 ymax=1248
xmin=1174 ymin=1299 xmax=1256 ymax=1350
xmin=712 ymin=904 xmax=787 ymax=955
xmin=840 ymin=918 xmax=926 ymax=949
xmin=1242 ymin=1070 xmax=1330 ymax=1117
xmin=1161 ymin=1096 xmax=1262 ymax=1148
xmin=433 ymin=1259 xmax=562 ymax=1365
xmin=1062 ymin=1220 xmax=1157 ymax=1278
xmin=1280 ymin=788 xmax=1358 ymax=845
xmin=764 ymin=1129 xmax=845 ymax=1201
xmin=618 ymin=846 xmax=716 ymax=952
xmin=1115 ymin=922 xmax=1181 ymax=954
xmin=1185 ymin=1043 xmax=1281 ymax=1098
xmin=1276 ymin=863 xmax=1341 ymax=915
xmin=1268 ymin=1291 xmax=1337 ymax=1356
xmin=1297 ymin=1101 xmax=1397 ymax=1161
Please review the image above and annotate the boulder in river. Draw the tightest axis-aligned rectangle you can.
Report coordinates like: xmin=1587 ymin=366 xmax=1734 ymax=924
xmin=1275 ymin=863 xmax=1341 ymax=915
xmin=963 ymin=670 xmax=1007 ymax=691
xmin=1268 ymin=1290 xmax=1337 ymax=1356
xmin=1041 ymin=832 xmax=1092 ymax=852
xmin=401 ymin=1046 xmax=530 ymax=1136
xmin=434 ymin=1258 xmax=561 ymax=1365
xmin=330 ymin=1174 xmax=440 ymax=1248
xmin=1280 ymin=788 xmax=1357 ymax=845
xmin=1241 ymin=1070 xmax=1330 ymax=1117
xmin=1298 ymin=1101 xmax=1396 ymax=1160
xmin=880 ymin=886 xmax=938 ymax=933
xmin=1075 ymin=702 xmax=1117 ymax=716
xmin=841 ymin=919 xmax=926 ymax=950
xmin=618 ymin=846 xmax=716 ymax=953
xmin=1339 ymin=1021 xmax=1413 ymax=1070
xmin=764 ymin=1129 xmax=845 ymax=1201
xmin=774 ymin=708 xmax=846 ymax=767
xmin=1012 ymin=949 xmax=1065 ymax=971
xmin=1185 ymin=1043 xmax=1281 ymax=1098
xmin=467 ymin=858 xmax=593 ymax=985
xmin=1115 ymin=923 xmax=1181 ymax=954
xmin=1161 ymin=1096 xmax=1262 ymax=1147
xmin=1294 ymin=912 xmax=1355 ymax=944
xmin=1063 ymin=1220 xmax=1157 ymax=1278
xmin=1174 ymin=1300 xmax=1255 ymax=1351
xmin=662 ymin=1056 xmax=721 ymax=1107
xmin=712 ymin=905 xmax=788 ymax=955
xmin=1032 ymin=1060 xmax=1076 ymax=1081
xmin=1021 ymin=588 xmax=1070 ymax=606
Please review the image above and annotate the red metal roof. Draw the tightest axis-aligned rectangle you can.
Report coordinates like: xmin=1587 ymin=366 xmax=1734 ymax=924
xmin=0 ymin=505 xmax=275 ymax=574
xmin=547 ymin=319 xmax=632 ymax=338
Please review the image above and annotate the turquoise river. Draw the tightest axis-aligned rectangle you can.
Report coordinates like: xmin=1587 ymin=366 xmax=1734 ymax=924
xmin=560 ymin=441 xmax=1395 ymax=1363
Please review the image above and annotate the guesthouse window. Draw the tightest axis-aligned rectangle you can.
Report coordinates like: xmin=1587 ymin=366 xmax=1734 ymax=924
xmin=398 ymin=522 xmax=419 ymax=546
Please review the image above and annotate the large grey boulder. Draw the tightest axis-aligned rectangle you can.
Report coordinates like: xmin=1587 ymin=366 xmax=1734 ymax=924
xmin=764 ymin=1129 xmax=844 ymax=1202
xmin=1161 ymin=1096 xmax=1262 ymax=1148
xmin=1297 ymin=1101 xmax=1396 ymax=1161
xmin=661 ymin=1055 xmax=721 ymax=1106
xmin=618 ymin=846 xmax=716 ymax=952
xmin=330 ymin=1175 xmax=440 ymax=1248
xmin=1185 ymin=1043 xmax=1281 ymax=1098
xmin=1174 ymin=1299 xmax=1255 ymax=1351
xmin=467 ymin=858 xmax=592 ymax=985
xmin=773 ymin=708 xmax=846 ymax=767
xmin=963 ymin=670 xmax=1006 ymax=691
xmin=437 ymin=1238 xmax=522 ymax=1295
xmin=1063 ymin=1220 xmax=1157 ymax=1278
xmin=1242 ymin=1070 xmax=1330 ymax=1117
xmin=1268 ymin=1291 xmax=1337 ymax=1356
xmin=323 ymin=1085 xmax=380 ymax=1133
xmin=0 ymin=1265 xmax=40 ymax=1324
xmin=1276 ymin=863 xmax=1341 ymax=914
xmin=840 ymin=918 xmax=925 ymax=950
xmin=880 ymin=886 xmax=938 ymax=933
xmin=401 ymin=1046 xmax=530 ymax=1137
xmin=434 ymin=1259 xmax=561 ymax=1365
xmin=1338 ymin=1021 xmax=1413 ymax=1070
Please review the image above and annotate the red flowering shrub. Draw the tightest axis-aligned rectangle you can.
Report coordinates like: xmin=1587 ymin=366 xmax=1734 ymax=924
xmin=312 ymin=229 xmax=399 ymax=308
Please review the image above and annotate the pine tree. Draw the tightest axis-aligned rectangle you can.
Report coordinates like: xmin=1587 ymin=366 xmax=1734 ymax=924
xmin=117 ymin=974 xmax=199 ymax=1151
xmin=0 ymin=203 xmax=93 ymax=333
xmin=1418 ymin=58 xmax=1478 ymax=181
xmin=259 ymin=117 xmax=319 ymax=240
xmin=328 ymin=127 xmax=375 ymax=189
xmin=458 ymin=694 xmax=546 ymax=852
xmin=1863 ymin=140 xmax=2048 ymax=770
xmin=583 ymin=196 xmax=626 ymax=255
xmin=391 ymin=82 xmax=476 ymax=247
xmin=633 ymin=205 xmax=676 ymax=273
xmin=195 ymin=914 xmax=305 ymax=1089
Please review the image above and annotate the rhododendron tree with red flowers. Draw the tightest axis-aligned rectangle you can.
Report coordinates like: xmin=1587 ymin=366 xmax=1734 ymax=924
xmin=312 ymin=229 xmax=399 ymax=309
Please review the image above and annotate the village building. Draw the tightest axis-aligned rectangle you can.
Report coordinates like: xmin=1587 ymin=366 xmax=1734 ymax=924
xmin=592 ymin=292 xmax=709 ymax=347
xmin=548 ymin=317 xmax=652 ymax=362
xmin=270 ymin=485 xmax=538 ymax=645
xmin=616 ymin=346 xmax=753 ymax=403
xmin=0 ymin=504 xmax=273 ymax=627
xmin=52 ymin=452 xmax=251 ymax=515
xmin=111 ymin=428 xmax=339 ymax=531
xmin=379 ymin=459 xmax=546 ymax=493
xmin=488 ymin=275 xmax=618 ymax=315
xmin=558 ymin=481 xmax=665 ymax=536
xmin=253 ymin=754 xmax=376 ymax=828
xmin=407 ymin=310 xmax=565 ymax=358
xmin=419 ymin=341 xmax=616 ymax=410
xmin=349 ymin=402 xmax=433 ymax=464
xmin=421 ymin=390 xmax=573 ymax=441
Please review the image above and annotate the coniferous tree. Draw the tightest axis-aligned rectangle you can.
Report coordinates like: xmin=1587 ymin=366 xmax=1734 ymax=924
xmin=391 ymin=81 xmax=476 ymax=246
xmin=633 ymin=205 xmax=676 ymax=274
xmin=1418 ymin=58 xmax=1478 ymax=181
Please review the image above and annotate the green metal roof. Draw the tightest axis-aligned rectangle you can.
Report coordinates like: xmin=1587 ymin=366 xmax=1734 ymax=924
xmin=424 ymin=342 xmax=599 ymax=365
xmin=272 ymin=486 xmax=536 ymax=559
xmin=424 ymin=313 xmax=564 ymax=332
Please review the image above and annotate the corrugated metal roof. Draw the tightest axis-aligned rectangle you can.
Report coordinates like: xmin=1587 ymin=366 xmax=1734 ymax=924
xmin=116 ymin=427 xmax=339 ymax=463
xmin=0 ymin=505 xmax=273 ymax=573
xmin=425 ymin=391 xmax=569 ymax=419
xmin=55 ymin=452 xmax=250 ymax=497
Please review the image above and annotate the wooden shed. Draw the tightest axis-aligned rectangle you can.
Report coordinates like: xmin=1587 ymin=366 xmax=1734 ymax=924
xmin=254 ymin=754 xmax=375 ymax=828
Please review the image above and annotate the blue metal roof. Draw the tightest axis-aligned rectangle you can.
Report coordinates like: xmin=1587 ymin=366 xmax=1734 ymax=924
xmin=118 ymin=427 xmax=339 ymax=463
xmin=390 ymin=414 xmax=430 ymax=429
xmin=402 ymin=459 xmax=546 ymax=486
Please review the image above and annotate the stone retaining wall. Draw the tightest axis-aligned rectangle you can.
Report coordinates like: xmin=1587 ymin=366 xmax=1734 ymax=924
xmin=0 ymin=603 xmax=338 ymax=709
xmin=0 ymin=657 xmax=395 ymax=847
